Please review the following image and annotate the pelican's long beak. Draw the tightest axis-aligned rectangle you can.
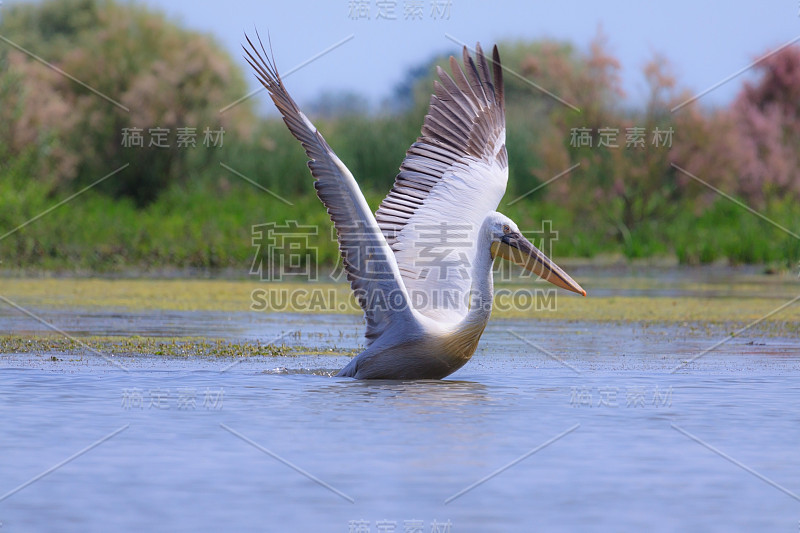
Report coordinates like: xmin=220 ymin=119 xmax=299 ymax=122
xmin=491 ymin=232 xmax=586 ymax=296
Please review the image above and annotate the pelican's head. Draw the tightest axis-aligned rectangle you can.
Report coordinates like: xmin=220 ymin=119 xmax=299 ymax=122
xmin=486 ymin=212 xmax=586 ymax=296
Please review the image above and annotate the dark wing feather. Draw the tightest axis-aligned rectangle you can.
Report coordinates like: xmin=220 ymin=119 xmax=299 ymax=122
xmin=376 ymin=43 xmax=507 ymax=248
xmin=243 ymin=32 xmax=411 ymax=344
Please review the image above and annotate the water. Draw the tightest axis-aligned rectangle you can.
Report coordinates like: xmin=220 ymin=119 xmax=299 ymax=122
xmin=1 ymin=309 xmax=799 ymax=532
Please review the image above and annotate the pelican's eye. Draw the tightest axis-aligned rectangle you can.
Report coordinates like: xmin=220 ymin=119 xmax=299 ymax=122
xmin=502 ymin=224 xmax=511 ymax=234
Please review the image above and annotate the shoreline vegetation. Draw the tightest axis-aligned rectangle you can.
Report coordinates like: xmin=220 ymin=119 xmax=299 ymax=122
xmin=1 ymin=0 xmax=799 ymax=274
xmin=1 ymin=181 xmax=798 ymax=273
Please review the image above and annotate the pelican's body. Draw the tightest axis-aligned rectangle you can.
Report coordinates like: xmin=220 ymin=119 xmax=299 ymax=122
xmin=244 ymin=35 xmax=585 ymax=379
xmin=337 ymin=215 xmax=498 ymax=379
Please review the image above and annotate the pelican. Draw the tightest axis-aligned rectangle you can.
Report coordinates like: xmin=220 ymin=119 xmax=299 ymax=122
xmin=244 ymin=34 xmax=586 ymax=379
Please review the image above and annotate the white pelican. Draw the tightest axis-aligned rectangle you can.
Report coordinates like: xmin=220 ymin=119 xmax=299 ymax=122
xmin=244 ymin=34 xmax=586 ymax=379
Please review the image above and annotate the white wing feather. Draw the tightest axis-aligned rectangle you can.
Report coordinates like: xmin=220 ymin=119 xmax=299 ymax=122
xmin=376 ymin=44 xmax=508 ymax=323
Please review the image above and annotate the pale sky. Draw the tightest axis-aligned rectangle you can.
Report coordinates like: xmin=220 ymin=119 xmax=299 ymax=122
xmin=14 ymin=0 xmax=800 ymax=110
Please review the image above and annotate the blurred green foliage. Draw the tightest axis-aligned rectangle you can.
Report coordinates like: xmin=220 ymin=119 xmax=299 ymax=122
xmin=0 ymin=0 xmax=254 ymax=204
xmin=0 ymin=0 xmax=798 ymax=273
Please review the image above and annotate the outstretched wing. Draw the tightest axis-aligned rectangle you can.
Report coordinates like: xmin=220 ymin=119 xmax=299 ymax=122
xmin=243 ymin=33 xmax=411 ymax=345
xmin=376 ymin=43 xmax=508 ymax=323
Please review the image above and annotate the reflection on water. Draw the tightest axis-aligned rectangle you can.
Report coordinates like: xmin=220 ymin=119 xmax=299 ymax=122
xmin=314 ymin=379 xmax=494 ymax=423
xmin=0 ymin=306 xmax=799 ymax=532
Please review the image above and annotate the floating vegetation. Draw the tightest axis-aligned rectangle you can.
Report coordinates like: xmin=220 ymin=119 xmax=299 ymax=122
xmin=0 ymin=278 xmax=798 ymax=326
xmin=0 ymin=334 xmax=359 ymax=359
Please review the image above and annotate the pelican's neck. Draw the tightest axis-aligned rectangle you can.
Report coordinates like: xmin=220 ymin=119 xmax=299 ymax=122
xmin=459 ymin=221 xmax=495 ymax=332
xmin=434 ymin=221 xmax=495 ymax=367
